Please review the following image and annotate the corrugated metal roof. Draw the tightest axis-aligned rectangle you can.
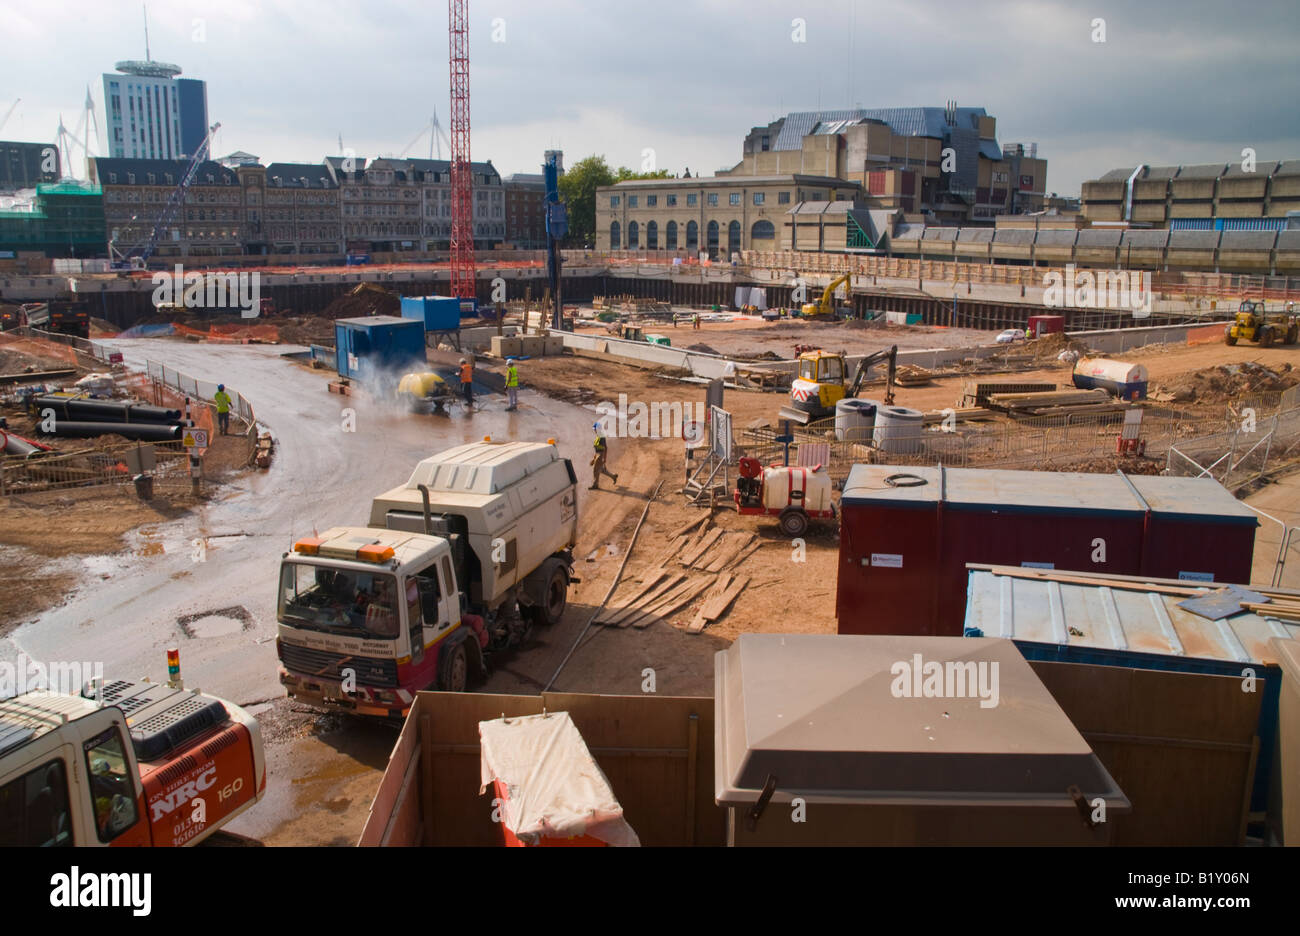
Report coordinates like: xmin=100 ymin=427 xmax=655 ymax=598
xmin=992 ymin=229 xmax=1034 ymax=245
xmin=964 ymin=568 xmax=1298 ymax=665
xmin=1034 ymin=229 xmax=1078 ymax=247
xmin=1076 ymin=229 xmax=1123 ymax=247
xmin=923 ymin=227 xmax=959 ymax=242
xmin=1169 ymin=229 xmax=1221 ymax=249
xmin=1176 ymin=163 xmax=1228 ymax=180
xmin=958 ymin=228 xmax=994 ymax=243
xmin=1121 ymin=229 xmax=1170 ymax=248
xmin=1097 ymin=168 xmax=1138 ymax=183
xmin=1276 ymin=230 xmax=1300 ymax=250
xmin=1274 ymin=161 xmax=1300 ymax=178
xmin=1223 ymin=161 xmax=1280 ymax=178
xmin=892 ymin=222 xmax=925 ymax=240
xmin=1220 ymin=230 xmax=1278 ymax=250
xmin=1143 ymin=166 xmax=1180 ymax=180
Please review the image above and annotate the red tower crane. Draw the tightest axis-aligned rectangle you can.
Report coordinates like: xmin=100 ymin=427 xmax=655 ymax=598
xmin=448 ymin=0 xmax=475 ymax=300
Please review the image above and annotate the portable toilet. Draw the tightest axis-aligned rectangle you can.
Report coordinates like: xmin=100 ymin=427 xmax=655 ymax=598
xmin=334 ymin=316 xmax=426 ymax=381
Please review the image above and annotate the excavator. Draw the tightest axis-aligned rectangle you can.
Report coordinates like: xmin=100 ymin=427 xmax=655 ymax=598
xmin=779 ymin=345 xmax=897 ymax=425
xmin=800 ymin=273 xmax=853 ymax=319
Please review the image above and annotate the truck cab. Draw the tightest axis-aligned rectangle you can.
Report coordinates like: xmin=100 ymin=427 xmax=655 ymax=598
xmin=0 ymin=680 xmax=264 ymax=847
xmin=277 ymin=441 xmax=579 ymax=718
xmin=277 ymin=527 xmax=481 ymax=717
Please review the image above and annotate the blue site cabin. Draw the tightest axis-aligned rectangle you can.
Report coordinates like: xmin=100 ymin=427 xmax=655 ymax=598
xmin=400 ymin=295 xmax=462 ymax=332
xmin=334 ymin=316 xmax=426 ymax=381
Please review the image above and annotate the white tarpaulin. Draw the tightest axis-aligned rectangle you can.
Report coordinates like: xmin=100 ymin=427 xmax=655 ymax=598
xmin=732 ymin=286 xmax=769 ymax=311
xmin=478 ymin=712 xmax=641 ymax=846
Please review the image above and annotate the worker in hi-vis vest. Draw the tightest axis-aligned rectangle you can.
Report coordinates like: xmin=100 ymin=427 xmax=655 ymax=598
xmin=214 ymin=384 xmax=232 ymax=435
xmin=505 ymin=358 xmax=519 ymax=411
xmin=590 ymin=423 xmax=618 ymax=490
xmin=459 ymin=358 xmax=474 ymax=406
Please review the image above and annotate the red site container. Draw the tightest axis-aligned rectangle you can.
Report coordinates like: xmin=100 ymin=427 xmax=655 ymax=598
xmin=837 ymin=465 xmax=1258 ymax=637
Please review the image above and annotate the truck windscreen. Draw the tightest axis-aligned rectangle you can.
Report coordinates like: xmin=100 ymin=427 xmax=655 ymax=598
xmin=278 ymin=563 xmax=401 ymax=639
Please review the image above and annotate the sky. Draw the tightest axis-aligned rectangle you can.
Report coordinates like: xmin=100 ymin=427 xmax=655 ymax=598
xmin=3 ymin=0 xmax=1299 ymax=195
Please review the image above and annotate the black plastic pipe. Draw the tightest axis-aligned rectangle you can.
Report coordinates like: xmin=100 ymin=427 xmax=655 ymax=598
xmin=30 ymin=396 xmax=182 ymax=424
xmin=39 ymin=421 xmax=183 ymax=441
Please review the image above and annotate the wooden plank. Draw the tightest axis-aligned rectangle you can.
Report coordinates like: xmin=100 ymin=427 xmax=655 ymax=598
xmin=683 ymin=573 xmax=733 ymax=634
xmin=702 ymin=532 xmax=756 ymax=573
xmin=654 ymin=535 xmax=687 ymax=566
xmin=625 ymin=577 xmax=715 ymax=630
xmin=668 ymin=514 xmax=709 ymax=540
xmin=688 ymin=574 xmax=750 ymax=634
xmin=679 ymin=527 xmax=724 ymax=567
xmin=602 ymin=574 xmax=686 ymax=627
xmin=603 ymin=567 xmax=671 ymax=614
xmin=725 ymin=541 xmax=763 ymax=571
xmin=649 ymin=576 xmax=718 ymax=619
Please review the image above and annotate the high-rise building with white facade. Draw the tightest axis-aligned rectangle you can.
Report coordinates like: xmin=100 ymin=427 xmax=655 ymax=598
xmin=103 ymin=59 xmax=209 ymax=160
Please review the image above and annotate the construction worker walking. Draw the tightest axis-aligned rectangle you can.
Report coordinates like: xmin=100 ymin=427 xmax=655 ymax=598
xmin=589 ymin=423 xmax=618 ymax=490
xmin=505 ymin=358 xmax=519 ymax=411
xmin=214 ymin=384 xmax=232 ymax=435
xmin=692 ymin=312 xmax=700 ymax=330
xmin=459 ymin=357 xmax=474 ymax=406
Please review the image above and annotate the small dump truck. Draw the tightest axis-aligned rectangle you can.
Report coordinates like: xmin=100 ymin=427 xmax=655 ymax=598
xmin=276 ymin=441 xmax=578 ymax=717
xmin=0 ymin=655 xmax=265 ymax=847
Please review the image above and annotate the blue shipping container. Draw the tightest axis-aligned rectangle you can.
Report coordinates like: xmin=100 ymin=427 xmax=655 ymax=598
xmin=400 ymin=295 xmax=461 ymax=332
xmin=334 ymin=316 xmax=426 ymax=381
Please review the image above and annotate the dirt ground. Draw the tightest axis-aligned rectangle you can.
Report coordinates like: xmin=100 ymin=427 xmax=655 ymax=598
xmin=0 ymin=341 xmax=256 ymax=630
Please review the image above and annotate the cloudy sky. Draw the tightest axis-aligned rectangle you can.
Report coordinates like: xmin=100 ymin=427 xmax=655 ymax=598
xmin=3 ymin=0 xmax=1298 ymax=194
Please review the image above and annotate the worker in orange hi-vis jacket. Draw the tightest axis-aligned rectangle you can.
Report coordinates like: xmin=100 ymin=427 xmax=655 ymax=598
xmin=459 ymin=358 xmax=474 ymax=406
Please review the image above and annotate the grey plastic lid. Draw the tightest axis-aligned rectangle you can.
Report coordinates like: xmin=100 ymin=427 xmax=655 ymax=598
xmin=714 ymin=634 xmax=1128 ymax=809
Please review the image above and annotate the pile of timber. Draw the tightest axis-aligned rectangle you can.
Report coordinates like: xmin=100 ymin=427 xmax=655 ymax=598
xmin=922 ymin=406 xmax=995 ymax=425
xmin=962 ymin=380 xmax=1057 ymax=408
xmin=595 ymin=514 xmax=759 ymax=632
xmin=986 ymin=387 xmax=1117 ymax=417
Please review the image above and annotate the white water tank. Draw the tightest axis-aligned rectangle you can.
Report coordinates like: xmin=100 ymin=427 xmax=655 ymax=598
xmin=835 ymin=398 xmax=878 ymax=441
xmin=873 ymin=405 xmax=925 ymax=454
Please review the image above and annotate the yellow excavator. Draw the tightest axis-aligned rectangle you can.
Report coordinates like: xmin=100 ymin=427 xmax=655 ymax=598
xmin=800 ymin=273 xmax=853 ymax=319
xmin=779 ymin=345 xmax=898 ymax=424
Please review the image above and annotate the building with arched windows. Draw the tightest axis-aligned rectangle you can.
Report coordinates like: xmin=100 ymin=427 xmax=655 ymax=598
xmin=596 ymin=174 xmax=862 ymax=258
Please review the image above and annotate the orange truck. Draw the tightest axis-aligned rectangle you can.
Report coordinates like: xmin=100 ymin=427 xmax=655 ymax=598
xmin=0 ymin=654 xmax=265 ymax=847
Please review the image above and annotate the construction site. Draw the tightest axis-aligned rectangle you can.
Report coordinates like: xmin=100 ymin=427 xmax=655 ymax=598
xmin=3 ymin=7 xmax=1300 ymax=881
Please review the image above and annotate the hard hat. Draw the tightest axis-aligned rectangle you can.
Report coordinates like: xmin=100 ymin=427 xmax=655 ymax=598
xmin=593 ymin=422 xmax=600 ymax=430
xmin=459 ymin=358 xmax=467 ymax=363
xmin=506 ymin=357 xmax=515 ymax=363
xmin=217 ymin=384 xmax=225 ymax=391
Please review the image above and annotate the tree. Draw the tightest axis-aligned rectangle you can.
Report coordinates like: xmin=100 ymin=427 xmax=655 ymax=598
xmin=558 ymin=156 xmax=671 ymax=247
xmin=558 ymin=155 xmax=615 ymax=248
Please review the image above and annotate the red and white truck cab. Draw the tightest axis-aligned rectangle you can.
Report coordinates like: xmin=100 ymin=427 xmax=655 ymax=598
xmin=277 ymin=441 xmax=579 ymax=718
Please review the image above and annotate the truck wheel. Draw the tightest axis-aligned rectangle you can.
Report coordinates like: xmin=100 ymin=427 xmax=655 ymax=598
xmin=1224 ymin=332 xmax=1237 ymax=346
xmin=534 ymin=563 xmax=569 ymax=626
xmin=778 ymin=507 xmax=809 ymax=538
xmin=438 ymin=641 xmax=468 ymax=692
xmin=1260 ymin=329 xmax=1274 ymax=348
xmin=1287 ymin=324 xmax=1298 ymax=344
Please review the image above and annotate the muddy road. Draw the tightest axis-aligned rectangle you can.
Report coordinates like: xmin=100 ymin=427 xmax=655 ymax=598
xmin=1 ymin=339 xmax=639 ymax=844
